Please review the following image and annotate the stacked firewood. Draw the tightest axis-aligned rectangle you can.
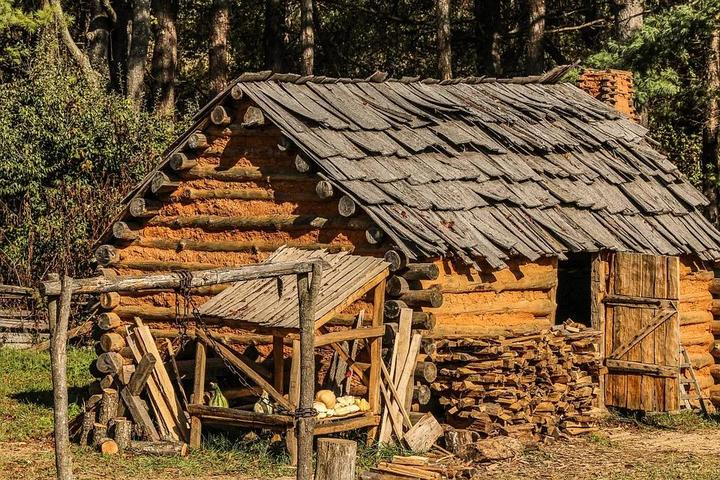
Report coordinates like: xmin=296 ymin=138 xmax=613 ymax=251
xmin=75 ymin=313 xmax=189 ymax=456
xmin=426 ymin=322 xmax=601 ymax=441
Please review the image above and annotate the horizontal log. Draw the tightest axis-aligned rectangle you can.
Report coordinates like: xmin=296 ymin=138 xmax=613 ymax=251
xmin=401 ymin=263 xmax=439 ymax=281
xmin=230 ymin=84 xmax=243 ymax=100
xmin=680 ymin=310 xmax=712 ymax=326
xmin=111 ymin=305 xmax=217 ymax=322
xmin=689 ymin=351 xmax=715 ymax=369
xmin=680 ymin=291 xmax=712 ymax=304
xmin=412 ymin=312 xmax=436 ymax=331
xmin=439 ymin=270 xmax=557 ymax=294
xmin=712 ymin=320 xmax=720 ymax=336
xmin=152 ymin=328 xmax=289 ymax=346
xmin=168 ymin=153 xmax=197 ymax=171
xmin=112 ymin=222 xmax=139 ymax=242
xmin=384 ymin=300 xmax=408 ymax=320
xmin=211 ymin=105 xmax=232 ymax=126
xmin=294 ymin=155 xmax=312 ymax=173
xmin=0 ymin=285 xmax=34 ymax=295
xmin=710 ymin=278 xmax=720 ymax=296
xmin=146 ymin=214 xmax=372 ymax=232
xmin=387 ymin=276 xmax=410 ymax=297
xmin=132 ymin=237 xmax=356 ymax=255
xmin=680 ymin=329 xmax=714 ymax=348
xmin=395 ymin=289 xmax=443 ymax=308
xmin=316 ymin=180 xmax=334 ymax=199
xmin=384 ymin=250 xmax=408 ymax=272
xmin=365 ymin=226 xmax=385 ymax=245
xmin=434 ymin=298 xmax=555 ymax=317
xmin=177 ymin=164 xmax=307 ymax=182
xmin=242 ymin=106 xmax=265 ymax=127
xmin=106 ymin=260 xmax=220 ymax=272
xmin=315 ymin=326 xmax=385 ymax=347
xmin=151 ymin=172 xmax=180 ymax=195
xmin=187 ymin=403 xmax=292 ymax=428
xmin=424 ymin=318 xmax=552 ymax=339
xmin=95 ymin=245 xmax=119 ymax=266
xmin=277 ymin=135 xmax=292 ymax=152
xmin=413 ymin=384 xmax=432 ymax=405
xmin=41 ymin=261 xmax=317 ymax=296
xmin=99 ymin=292 xmax=121 ymax=309
xmin=710 ymin=364 xmax=720 ymax=383
xmin=187 ymin=132 xmax=209 ymax=150
xmin=129 ymin=198 xmax=163 ymax=218
xmin=683 ymin=270 xmax=714 ymax=282
xmin=713 ymin=299 xmax=720 ymax=317
xmin=177 ymin=187 xmax=320 ymax=202
xmin=338 ymin=195 xmax=358 ymax=217
xmin=97 ymin=312 xmax=123 ymax=331
xmin=605 ymin=359 xmax=678 ymax=377
xmin=127 ymin=440 xmax=188 ymax=457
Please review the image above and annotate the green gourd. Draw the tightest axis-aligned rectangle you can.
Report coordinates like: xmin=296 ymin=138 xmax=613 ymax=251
xmin=209 ymin=382 xmax=229 ymax=408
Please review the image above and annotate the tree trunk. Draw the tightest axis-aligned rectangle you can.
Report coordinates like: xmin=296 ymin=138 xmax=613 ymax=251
xmin=526 ymin=0 xmax=545 ymax=75
xmin=612 ymin=0 xmax=643 ymax=41
xmin=126 ymin=0 xmax=152 ymax=108
xmin=702 ymin=29 xmax=720 ymax=223
xmin=300 ymin=0 xmax=314 ymax=75
xmin=474 ymin=0 xmax=501 ymax=76
xmin=109 ymin=0 xmax=131 ymax=93
xmin=264 ymin=0 xmax=286 ymax=71
xmin=49 ymin=0 xmax=97 ymax=80
xmin=209 ymin=0 xmax=230 ymax=98
xmin=86 ymin=0 xmax=116 ymax=70
xmin=435 ymin=0 xmax=452 ymax=80
xmin=150 ymin=0 xmax=178 ymax=116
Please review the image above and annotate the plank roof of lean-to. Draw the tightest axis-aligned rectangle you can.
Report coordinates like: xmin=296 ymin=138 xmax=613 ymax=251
xmin=198 ymin=246 xmax=389 ymax=330
xmin=112 ymin=67 xmax=720 ymax=269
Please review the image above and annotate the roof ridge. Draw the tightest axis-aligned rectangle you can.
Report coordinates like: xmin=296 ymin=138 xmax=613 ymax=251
xmin=231 ymin=64 xmax=577 ymax=87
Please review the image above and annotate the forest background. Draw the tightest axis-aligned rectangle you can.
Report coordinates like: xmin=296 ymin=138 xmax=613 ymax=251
xmin=0 ymin=0 xmax=718 ymax=285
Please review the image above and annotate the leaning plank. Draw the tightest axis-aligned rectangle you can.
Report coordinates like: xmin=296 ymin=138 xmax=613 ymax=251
xmin=120 ymin=388 xmax=160 ymax=441
xmin=195 ymin=330 xmax=294 ymax=412
xmin=402 ymin=413 xmax=443 ymax=453
xmin=133 ymin=322 xmax=189 ymax=441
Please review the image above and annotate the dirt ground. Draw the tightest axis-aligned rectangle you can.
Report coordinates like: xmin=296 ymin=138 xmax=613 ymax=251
xmin=3 ymin=423 xmax=720 ymax=479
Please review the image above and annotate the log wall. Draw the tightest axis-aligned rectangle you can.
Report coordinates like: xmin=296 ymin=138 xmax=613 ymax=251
xmin=678 ymin=258 xmax=715 ymax=398
xmin=98 ymin=98 xmax=385 ymax=325
xmin=418 ymin=257 xmax=558 ymax=338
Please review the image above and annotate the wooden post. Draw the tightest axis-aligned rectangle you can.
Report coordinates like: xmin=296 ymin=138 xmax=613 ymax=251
xmin=286 ymin=339 xmax=301 ymax=466
xmin=366 ymin=281 xmax=385 ymax=444
xmin=47 ymin=272 xmax=59 ymax=334
xmin=190 ymin=341 xmax=206 ymax=449
xmin=590 ymin=253 xmax=607 ymax=410
xmin=296 ymin=262 xmax=322 ymax=480
xmin=315 ymin=438 xmax=357 ymax=480
xmin=50 ymin=275 xmax=74 ymax=480
xmin=273 ymin=335 xmax=285 ymax=394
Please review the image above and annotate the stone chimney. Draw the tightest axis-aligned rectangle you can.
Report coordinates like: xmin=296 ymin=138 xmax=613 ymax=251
xmin=577 ymin=69 xmax=639 ymax=121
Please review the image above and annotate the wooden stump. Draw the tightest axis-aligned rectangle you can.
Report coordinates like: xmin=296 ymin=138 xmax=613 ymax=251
xmin=98 ymin=388 xmax=119 ymax=425
xmin=99 ymin=438 xmax=119 ymax=455
xmin=114 ymin=418 xmax=132 ymax=452
xmin=79 ymin=410 xmax=96 ymax=446
xmin=315 ymin=438 xmax=357 ymax=480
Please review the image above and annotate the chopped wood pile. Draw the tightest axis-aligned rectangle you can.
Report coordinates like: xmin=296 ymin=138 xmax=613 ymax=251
xmin=73 ymin=317 xmax=190 ymax=455
xmin=427 ymin=321 xmax=601 ymax=441
xmin=360 ymin=451 xmax=477 ymax=480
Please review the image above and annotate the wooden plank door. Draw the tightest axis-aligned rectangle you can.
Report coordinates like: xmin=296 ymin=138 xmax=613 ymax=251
xmin=603 ymin=252 xmax=680 ymax=412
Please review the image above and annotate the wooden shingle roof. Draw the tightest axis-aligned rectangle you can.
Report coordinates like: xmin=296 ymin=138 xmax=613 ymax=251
xmin=226 ymin=71 xmax=720 ymax=267
xmin=198 ymin=246 xmax=389 ymax=330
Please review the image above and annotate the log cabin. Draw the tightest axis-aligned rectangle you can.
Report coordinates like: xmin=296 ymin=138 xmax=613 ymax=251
xmin=93 ymin=66 xmax=720 ymax=418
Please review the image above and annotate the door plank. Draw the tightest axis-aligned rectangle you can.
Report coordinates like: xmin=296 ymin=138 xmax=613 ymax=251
xmin=606 ymin=308 xmax=674 ymax=360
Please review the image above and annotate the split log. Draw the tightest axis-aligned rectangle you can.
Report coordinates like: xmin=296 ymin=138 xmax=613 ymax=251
xmin=315 ymin=438 xmax=357 ymax=480
xmin=242 ymin=106 xmax=265 ymax=127
xmin=294 ymin=155 xmax=312 ymax=173
xmin=210 ymin=105 xmax=232 ymax=126
xmin=97 ymin=353 xmax=124 ymax=375
xmin=384 ymin=250 xmax=408 ymax=272
xmin=151 ymin=172 xmax=180 ymax=195
xmin=100 ymin=333 xmax=126 ymax=353
xmin=100 ymin=375 xmax=115 ymax=390
xmin=168 ymin=153 xmax=197 ymax=171
xmin=113 ymin=418 xmax=132 ymax=452
xmin=129 ymin=198 xmax=163 ymax=218
xmin=396 ymin=289 xmax=443 ymax=308
xmin=403 ymin=413 xmax=443 ymax=453
xmin=120 ymin=388 xmax=160 ymax=441
xmin=316 ymin=180 xmax=334 ymax=199
xmin=127 ymin=441 xmax=189 ymax=456
xmin=179 ymin=187 xmax=320 ymax=202
xmin=414 ymin=362 xmax=438 ymax=383
xmin=401 ymin=263 xmax=439 ymax=281
xmin=95 ymin=245 xmax=119 ymax=267
xmin=338 ymin=195 xmax=358 ymax=217
xmin=187 ymin=132 xmax=209 ymax=150
xmin=128 ymin=353 xmax=157 ymax=395
xmin=98 ymin=388 xmax=119 ymax=425
xmin=99 ymin=292 xmax=120 ymax=309
xmin=365 ymin=226 xmax=385 ymax=245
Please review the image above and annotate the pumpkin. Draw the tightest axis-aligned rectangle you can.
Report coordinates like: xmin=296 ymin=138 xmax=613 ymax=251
xmin=315 ymin=389 xmax=337 ymax=408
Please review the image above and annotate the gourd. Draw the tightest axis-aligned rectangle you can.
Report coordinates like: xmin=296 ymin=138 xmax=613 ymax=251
xmin=315 ymin=390 xmax=337 ymax=408
xmin=209 ymin=382 xmax=229 ymax=408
